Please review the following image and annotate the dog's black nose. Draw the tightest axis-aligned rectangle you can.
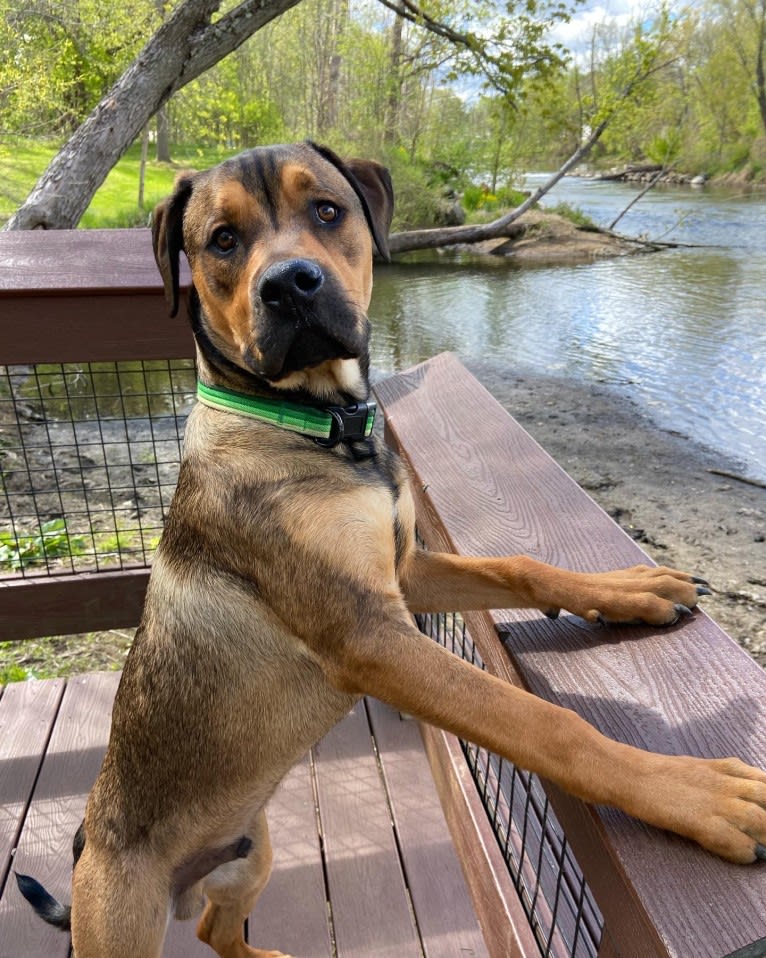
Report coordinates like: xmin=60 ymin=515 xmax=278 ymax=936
xmin=258 ymin=259 xmax=324 ymax=308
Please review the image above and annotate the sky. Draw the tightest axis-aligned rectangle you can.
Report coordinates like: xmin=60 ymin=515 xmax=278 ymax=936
xmin=550 ymin=0 xmax=660 ymax=54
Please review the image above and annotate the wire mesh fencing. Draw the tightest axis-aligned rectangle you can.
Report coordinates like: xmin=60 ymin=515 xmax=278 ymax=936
xmin=0 ymin=360 xmax=195 ymax=578
xmin=416 ymin=610 xmax=604 ymax=958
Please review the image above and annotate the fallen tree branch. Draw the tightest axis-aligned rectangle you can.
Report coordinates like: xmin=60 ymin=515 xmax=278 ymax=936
xmin=708 ymin=468 xmax=766 ymax=490
xmin=608 ymin=165 xmax=668 ymax=231
xmin=390 ymin=117 xmax=610 ymax=254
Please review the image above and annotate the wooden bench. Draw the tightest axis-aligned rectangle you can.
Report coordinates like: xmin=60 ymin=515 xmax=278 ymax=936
xmin=2 ymin=230 xmax=766 ymax=957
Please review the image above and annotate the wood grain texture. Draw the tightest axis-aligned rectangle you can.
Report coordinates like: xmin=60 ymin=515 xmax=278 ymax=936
xmin=249 ymin=755 xmax=333 ymax=957
xmin=366 ymin=698 xmax=489 ymax=958
xmin=0 ymin=230 xmax=187 ymax=293
xmin=0 ymin=569 xmax=151 ymax=642
xmin=0 ymin=679 xmax=65 ymax=886
xmin=0 ymin=672 xmax=119 ymax=958
xmin=312 ymin=702 xmax=422 ymax=958
xmin=0 ymin=230 xmax=193 ymax=364
xmin=374 ymin=352 xmax=766 ymax=957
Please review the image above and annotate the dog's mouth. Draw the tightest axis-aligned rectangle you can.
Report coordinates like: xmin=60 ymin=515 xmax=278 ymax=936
xmin=246 ymin=260 xmax=369 ymax=383
xmin=246 ymin=310 xmax=368 ymax=383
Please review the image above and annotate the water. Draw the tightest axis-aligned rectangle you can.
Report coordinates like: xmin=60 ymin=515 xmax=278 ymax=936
xmin=368 ymin=176 xmax=766 ymax=481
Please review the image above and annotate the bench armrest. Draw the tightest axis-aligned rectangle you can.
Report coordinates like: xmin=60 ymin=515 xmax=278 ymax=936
xmin=375 ymin=351 xmax=766 ymax=958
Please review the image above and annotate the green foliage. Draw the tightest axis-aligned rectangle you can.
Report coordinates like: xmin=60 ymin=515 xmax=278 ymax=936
xmin=462 ymin=183 xmax=527 ymax=213
xmin=0 ymin=141 xmax=234 ymax=228
xmin=0 ymin=519 xmax=86 ymax=572
xmin=0 ymin=0 xmax=159 ymax=135
xmin=548 ymin=201 xmax=596 ymax=228
xmin=170 ymin=52 xmax=285 ymax=150
xmin=383 ymin=149 xmax=446 ymax=230
xmin=4 ymin=0 xmax=766 ymax=230
xmin=646 ymin=130 xmax=682 ymax=166
xmin=0 ymin=664 xmax=30 ymax=685
xmin=513 ymin=0 xmax=766 ymax=175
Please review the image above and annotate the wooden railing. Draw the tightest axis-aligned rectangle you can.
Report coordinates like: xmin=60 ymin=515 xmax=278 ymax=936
xmin=1 ymin=230 xmax=191 ymax=639
xmin=2 ymin=230 xmax=766 ymax=957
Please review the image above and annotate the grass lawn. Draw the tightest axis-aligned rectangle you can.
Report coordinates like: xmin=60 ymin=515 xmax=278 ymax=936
xmin=0 ymin=138 xmax=234 ymax=227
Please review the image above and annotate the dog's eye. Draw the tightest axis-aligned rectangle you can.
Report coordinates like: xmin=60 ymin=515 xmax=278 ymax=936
xmin=315 ymin=202 xmax=341 ymax=224
xmin=211 ymin=228 xmax=237 ymax=254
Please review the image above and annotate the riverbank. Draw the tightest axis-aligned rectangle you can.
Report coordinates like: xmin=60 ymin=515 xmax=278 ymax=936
xmin=469 ymin=359 xmax=766 ymax=667
xmin=453 ymin=209 xmax=650 ymax=264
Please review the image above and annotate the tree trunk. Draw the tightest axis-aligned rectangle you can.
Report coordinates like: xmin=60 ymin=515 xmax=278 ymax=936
xmin=155 ymin=106 xmax=171 ymax=163
xmin=757 ymin=22 xmax=766 ymax=136
xmin=138 ymin=126 xmax=150 ymax=209
xmin=384 ymin=12 xmax=404 ymax=146
xmin=5 ymin=0 xmax=302 ymax=230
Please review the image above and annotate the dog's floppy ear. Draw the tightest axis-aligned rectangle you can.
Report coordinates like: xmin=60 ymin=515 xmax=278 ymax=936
xmin=152 ymin=171 xmax=195 ymax=317
xmin=308 ymin=142 xmax=394 ymax=262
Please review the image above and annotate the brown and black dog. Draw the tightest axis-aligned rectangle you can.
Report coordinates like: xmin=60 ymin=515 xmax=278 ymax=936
xmin=18 ymin=141 xmax=766 ymax=957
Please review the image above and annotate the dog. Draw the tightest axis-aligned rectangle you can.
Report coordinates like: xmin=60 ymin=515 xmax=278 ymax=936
xmin=17 ymin=141 xmax=766 ymax=957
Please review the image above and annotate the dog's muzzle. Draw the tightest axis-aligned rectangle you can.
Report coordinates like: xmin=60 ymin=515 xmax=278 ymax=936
xmin=252 ymin=258 xmax=368 ymax=381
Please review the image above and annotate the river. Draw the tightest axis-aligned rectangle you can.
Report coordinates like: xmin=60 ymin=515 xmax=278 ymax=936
xmin=368 ymin=176 xmax=766 ymax=482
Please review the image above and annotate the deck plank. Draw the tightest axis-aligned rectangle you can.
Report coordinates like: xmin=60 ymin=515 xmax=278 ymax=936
xmin=248 ymin=754 xmax=333 ymax=957
xmin=312 ymin=702 xmax=422 ymax=958
xmin=0 ymin=679 xmax=65 ymax=889
xmin=366 ymin=698 xmax=489 ymax=958
xmin=0 ymin=677 xmax=491 ymax=957
xmin=0 ymin=671 xmax=119 ymax=958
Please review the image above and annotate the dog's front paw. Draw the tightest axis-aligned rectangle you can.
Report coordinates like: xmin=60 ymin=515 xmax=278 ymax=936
xmin=649 ymin=755 xmax=766 ymax=863
xmin=571 ymin=564 xmax=711 ymax=626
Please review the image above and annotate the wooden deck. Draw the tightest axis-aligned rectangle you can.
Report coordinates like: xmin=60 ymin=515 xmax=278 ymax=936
xmin=0 ymin=674 xmax=489 ymax=958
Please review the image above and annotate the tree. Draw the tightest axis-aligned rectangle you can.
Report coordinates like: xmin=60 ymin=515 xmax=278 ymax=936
xmin=0 ymin=0 xmax=157 ymax=135
xmin=717 ymin=0 xmax=766 ymax=137
xmin=4 ymin=0 xmax=303 ymax=230
xmin=6 ymin=0 xmax=583 ymax=229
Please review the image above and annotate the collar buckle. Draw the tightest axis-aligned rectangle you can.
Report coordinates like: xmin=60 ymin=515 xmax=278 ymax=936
xmin=316 ymin=401 xmax=376 ymax=447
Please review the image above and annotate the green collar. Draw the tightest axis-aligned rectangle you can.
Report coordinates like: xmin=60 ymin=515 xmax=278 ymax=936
xmin=197 ymin=381 xmax=376 ymax=446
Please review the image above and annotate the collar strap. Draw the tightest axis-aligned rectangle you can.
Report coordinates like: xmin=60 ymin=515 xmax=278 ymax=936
xmin=197 ymin=382 xmax=376 ymax=447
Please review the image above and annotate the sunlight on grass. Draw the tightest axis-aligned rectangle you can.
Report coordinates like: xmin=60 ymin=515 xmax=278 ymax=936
xmin=0 ymin=629 xmax=135 ymax=681
xmin=0 ymin=139 xmax=234 ymax=228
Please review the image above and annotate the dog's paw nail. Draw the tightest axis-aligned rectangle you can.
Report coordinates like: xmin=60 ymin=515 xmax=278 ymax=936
xmin=543 ymin=608 xmax=560 ymax=620
xmin=673 ymin=603 xmax=693 ymax=620
xmin=755 ymin=843 xmax=766 ymax=861
xmin=691 ymin=575 xmax=710 ymax=586
xmin=696 ymin=585 xmax=712 ymax=596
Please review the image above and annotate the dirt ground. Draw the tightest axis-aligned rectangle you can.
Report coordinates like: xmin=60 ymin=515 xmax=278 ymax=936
xmin=468 ymin=359 xmax=766 ymax=667
xmin=457 ymin=209 xmax=651 ymax=264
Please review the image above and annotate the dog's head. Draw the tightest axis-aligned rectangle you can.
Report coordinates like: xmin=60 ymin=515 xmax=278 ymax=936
xmin=152 ymin=142 xmax=394 ymax=403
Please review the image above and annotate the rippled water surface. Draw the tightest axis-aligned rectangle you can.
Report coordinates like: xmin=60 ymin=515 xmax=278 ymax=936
xmin=369 ymin=176 xmax=766 ymax=480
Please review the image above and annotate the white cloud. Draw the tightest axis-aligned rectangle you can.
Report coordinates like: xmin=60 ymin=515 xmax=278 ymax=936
xmin=551 ymin=0 xmax=658 ymax=56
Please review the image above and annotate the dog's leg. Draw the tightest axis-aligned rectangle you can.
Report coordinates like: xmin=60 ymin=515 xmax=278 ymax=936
xmin=197 ymin=811 xmax=291 ymax=958
xmin=399 ymin=548 xmax=706 ymax=625
xmin=70 ymin=842 xmax=168 ymax=957
xmin=321 ymin=615 xmax=766 ymax=864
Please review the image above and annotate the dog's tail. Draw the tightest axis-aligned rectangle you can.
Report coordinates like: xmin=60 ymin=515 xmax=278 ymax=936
xmin=15 ymin=872 xmax=72 ymax=930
